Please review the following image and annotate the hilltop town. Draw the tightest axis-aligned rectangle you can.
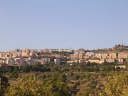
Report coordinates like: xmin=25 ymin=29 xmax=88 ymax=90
xmin=0 ymin=44 xmax=128 ymax=67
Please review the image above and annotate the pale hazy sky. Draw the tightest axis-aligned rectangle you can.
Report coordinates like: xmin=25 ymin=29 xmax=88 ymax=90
xmin=0 ymin=0 xmax=128 ymax=50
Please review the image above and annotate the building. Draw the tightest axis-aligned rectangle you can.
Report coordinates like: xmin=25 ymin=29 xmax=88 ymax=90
xmin=88 ymin=59 xmax=104 ymax=64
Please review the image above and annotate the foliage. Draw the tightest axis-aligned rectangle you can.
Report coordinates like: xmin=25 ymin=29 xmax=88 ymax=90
xmin=0 ymin=63 xmax=128 ymax=96
xmin=100 ymin=72 xmax=128 ymax=96
xmin=5 ymin=74 xmax=70 ymax=96
xmin=0 ymin=75 xmax=9 ymax=96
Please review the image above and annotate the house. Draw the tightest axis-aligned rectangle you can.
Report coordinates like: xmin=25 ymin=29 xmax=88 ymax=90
xmin=118 ymin=52 xmax=128 ymax=59
xmin=115 ymin=65 xmax=126 ymax=70
xmin=54 ymin=58 xmax=61 ymax=64
xmin=117 ymin=59 xmax=124 ymax=64
xmin=88 ymin=59 xmax=104 ymax=64
xmin=15 ymin=58 xmax=26 ymax=66
xmin=5 ymin=58 xmax=15 ymax=65
xmin=0 ymin=58 xmax=5 ymax=64
xmin=105 ymin=58 xmax=115 ymax=63
xmin=40 ymin=58 xmax=51 ymax=64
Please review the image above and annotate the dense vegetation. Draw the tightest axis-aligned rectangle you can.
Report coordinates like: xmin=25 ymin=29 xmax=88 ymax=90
xmin=0 ymin=63 xmax=128 ymax=96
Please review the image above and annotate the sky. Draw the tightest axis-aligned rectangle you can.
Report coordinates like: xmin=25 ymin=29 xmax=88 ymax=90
xmin=0 ymin=0 xmax=128 ymax=50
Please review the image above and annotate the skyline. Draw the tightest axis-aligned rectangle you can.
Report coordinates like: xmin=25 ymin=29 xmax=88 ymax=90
xmin=0 ymin=43 xmax=127 ymax=52
xmin=0 ymin=0 xmax=128 ymax=50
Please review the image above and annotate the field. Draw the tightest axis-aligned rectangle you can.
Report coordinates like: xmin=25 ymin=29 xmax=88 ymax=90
xmin=0 ymin=63 xmax=128 ymax=96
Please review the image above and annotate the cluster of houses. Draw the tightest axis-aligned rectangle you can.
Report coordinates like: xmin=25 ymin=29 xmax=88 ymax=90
xmin=69 ymin=50 xmax=128 ymax=64
xmin=0 ymin=48 xmax=71 ymax=67
xmin=0 ymin=45 xmax=128 ymax=67
xmin=68 ymin=45 xmax=128 ymax=65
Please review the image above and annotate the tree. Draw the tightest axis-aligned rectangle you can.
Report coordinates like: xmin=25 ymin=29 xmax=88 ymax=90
xmin=6 ymin=74 xmax=49 ymax=96
xmin=0 ymin=75 xmax=9 ymax=96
